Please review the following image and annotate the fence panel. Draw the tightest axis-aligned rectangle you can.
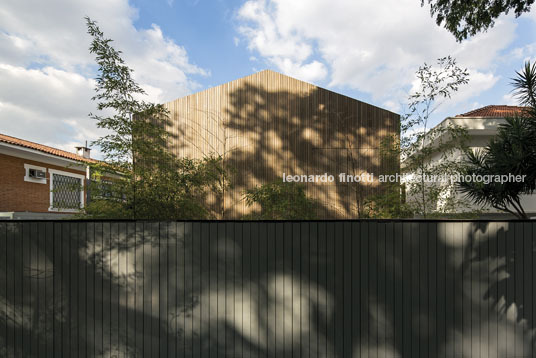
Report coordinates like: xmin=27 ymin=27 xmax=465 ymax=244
xmin=0 ymin=220 xmax=535 ymax=357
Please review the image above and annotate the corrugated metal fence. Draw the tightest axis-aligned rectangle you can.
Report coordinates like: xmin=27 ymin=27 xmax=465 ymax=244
xmin=0 ymin=220 xmax=535 ymax=357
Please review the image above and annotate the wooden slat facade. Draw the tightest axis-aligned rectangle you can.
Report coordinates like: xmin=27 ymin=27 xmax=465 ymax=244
xmin=163 ymin=70 xmax=400 ymax=219
xmin=1 ymin=220 xmax=535 ymax=357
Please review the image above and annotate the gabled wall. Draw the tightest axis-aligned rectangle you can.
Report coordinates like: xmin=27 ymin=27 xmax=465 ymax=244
xmin=164 ymin=70 xmax=400 ymax=218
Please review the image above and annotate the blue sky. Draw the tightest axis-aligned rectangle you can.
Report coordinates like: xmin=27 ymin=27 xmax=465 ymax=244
xmin=1 ymin=0 xmax=535 ymax=158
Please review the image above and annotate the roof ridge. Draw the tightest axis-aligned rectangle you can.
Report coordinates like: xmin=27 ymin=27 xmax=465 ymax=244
xmin=455 ymin=105 xmax=529 ymax=118
xmin=0 ymin=132 xmax=96 ymax=163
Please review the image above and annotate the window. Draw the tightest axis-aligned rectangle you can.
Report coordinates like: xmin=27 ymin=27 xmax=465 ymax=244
xmin=49 ymin=169 xmax=85 ymax=212
xmin=24 ymin=164 xmax=47 ymax=184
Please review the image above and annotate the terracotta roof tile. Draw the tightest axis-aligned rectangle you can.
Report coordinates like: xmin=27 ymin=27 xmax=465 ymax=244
xmin=0 ymin=133 xmax=97 ymax=163
xmin=456 ymin=105 xmax=530 ymax=118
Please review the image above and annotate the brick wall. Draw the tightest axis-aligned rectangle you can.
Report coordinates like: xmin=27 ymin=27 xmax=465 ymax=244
xmin=0 ymin=153 xmax=87 ymax=213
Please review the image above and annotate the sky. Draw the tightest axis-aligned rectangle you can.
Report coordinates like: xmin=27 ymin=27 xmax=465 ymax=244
xmin=1 ymin=0 xmax=535 ymax=159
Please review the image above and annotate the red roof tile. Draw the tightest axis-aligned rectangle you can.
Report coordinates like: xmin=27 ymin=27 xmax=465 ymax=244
xmin=0 ymin=133 xmax=96 ymax=163
xmin=456 ymin=105 xmax=530 ymax=118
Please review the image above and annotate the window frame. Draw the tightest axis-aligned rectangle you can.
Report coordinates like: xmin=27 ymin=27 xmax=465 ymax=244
xmin=48 ymin=168 xmax=85 ymax=212
xmin=24 ymin=163 xmax=47 ymax=184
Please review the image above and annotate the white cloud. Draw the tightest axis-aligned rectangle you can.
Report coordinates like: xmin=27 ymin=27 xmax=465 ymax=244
xmin=237 ymin=0 xmax=326 ymax=82
xmin=431 ymin=70 xmax=499 ymax=116
xmin=0 ymin=64 xmax=107 ymax=156
xmin=510 ymin=42 xmax=536 ymax=63
xmin=236 ymin=0 xmax=518 ymax=111
xmin=502 ymin=92 xmax=518 ymax=105
xmin=0 ymin=0 xmax=206 ymax=158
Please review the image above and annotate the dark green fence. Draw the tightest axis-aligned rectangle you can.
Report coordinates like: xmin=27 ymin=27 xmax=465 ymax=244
xmin=0 ymin=221 xmax=535 ymax=357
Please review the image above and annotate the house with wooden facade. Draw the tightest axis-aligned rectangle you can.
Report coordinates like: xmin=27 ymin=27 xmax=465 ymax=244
xmin=0 ymin=133 xmax=93 ymax=219
xmin=163 ymin=70 xmax=400 ymax=219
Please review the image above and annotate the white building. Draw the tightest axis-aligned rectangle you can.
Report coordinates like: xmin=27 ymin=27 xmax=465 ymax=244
xmin=406 ymin=105 xmax=536 ymax=218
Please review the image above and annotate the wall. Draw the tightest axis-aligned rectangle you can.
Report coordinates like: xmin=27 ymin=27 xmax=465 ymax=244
xmin=1 ymin=220 xmax=534 ymax=357
xmin=405 ymin=117 xmax=536 ymax=217
xmin=0 ymin=153 xmax=86 ymax=213
xmin=164 ymin=70 xmax=400 ymax=219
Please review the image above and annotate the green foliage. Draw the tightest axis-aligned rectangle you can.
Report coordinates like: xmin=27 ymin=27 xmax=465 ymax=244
xmin=422 ymin=0 xmax=534 ymax=41
xmin=401 ymin=56 xmax=476 ymax=218
xmin=511 ymin=61 xmax=536 ymax=109
xmin=363 ymin=184 xmax=414 ymax=219
xmin=82 ymin=17 xmax=225 ymax=219
xmin=243 ymin=179 xmax=318 ymax=220
xmin=459 ymin=118 xmax=536 ymax=219
xmin=459 ymin=61 xmax=536 ymax=219
xmin=362 ymin=135 xmax=413 ymax=218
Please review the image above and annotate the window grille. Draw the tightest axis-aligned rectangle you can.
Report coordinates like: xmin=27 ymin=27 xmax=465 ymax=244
xmin=52 ymin=173 xmax=82 ymax=209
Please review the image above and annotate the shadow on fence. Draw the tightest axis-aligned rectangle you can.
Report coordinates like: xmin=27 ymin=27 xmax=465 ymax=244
xmin=0 ymin=221 xmax=534 ymax=357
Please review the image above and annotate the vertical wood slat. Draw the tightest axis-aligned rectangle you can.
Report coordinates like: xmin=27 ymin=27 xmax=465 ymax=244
xmin=333 ymin=221 xmax=344 ymax=357
xmin=274 ymin=222 xmax=284 ymax=358
xmin=410 ymin=222 xmax=419 ymax=358
xmin=125 ymin=222 xmax=135 ymax=356
xmin=428 ymin=222 xmax=437 ymax=356
xmin=301 ymin=222 xmax=310 ymax=357
xmin=164 ymin=69 xmax=400 ymax=219
xmin=488 ymin=222 xmax=498 ymax=356
xmin=369 ymin=222 xmax=378 ymax=358
xmin=22 ymin=222 xmax=30 ymax=358
xmin=191 ymin=222 xmax=201 ymax=358
xmin=0 ymin=222 xmax=5 ymax=357
xmin=342 ymin=221 xmax=352 ymax=358
xmin=283 ymin=222 xmax=292 ymax=358
xmin=52 ymin=222 xmax=61 ymax=356
xmin=514 ymin=222 xmax=524 ymax=358
xmin=167 ymin=221 xmax=176 ymax=358
xmin=227 ymin=223 xmax=238 ymax=352
xmin=523 ymin=222 xmax=532 ymax=357
xmin=481 ymin=221 xmax=490 ymax=358
xmin=393 ymin=222 xmax=403 ymax=356
xmin=77 ymin=222 xmax=86 ymax=358
xmin=30 ymin=222 xmax=40 ymax=358
xmin=235 ymin=221 xmax=247 ymax=358
xmin=242 ymin=222 xmax=252 ymax=358
xmin=319 ymin=221 xmax=329 ymax=358
xmin=198 ymin=221 xmax=209 ymax=357
xmin=69 ymin=222 xmax=79 ymax=357
xmin=152 ymin=223 xmax=160 ymax=358
xmin=419 ymin=222 xmax=428 ymax=358
xmin=531 ymin=222 xmax=536 ymax=358
xmin=349 ymin=222 xmax=360 ymax=358
xmin=226 ymin=222 xmax=236 ymax=357
xmin=309 ymin=222 xmax=319 ymax=358
xmin=179 ymin=221 xmax=188 ymax=357
xmin=6 ymin=223 xmax=15 ymax=358
xmin=142 ymin=223 xmax=150 ymax=357
xmin=359 ymin=221 xmax=369 ymax=358
xmin=402 ymin=223 xmax=411 ymax=358
xmin=266 ymin=222 xmax=276 ymax=358
xmin=258 ymin=222 xmax=268 ymax=357
xmin=377 ymin=222 xmax=386 ymax=358
xmin=159 ymin=222 xmax=168 ymax=358
xmin=102 ymin=222 xmax=111 ymax=356
xmin=110 ymin=222 xmax=119 ymax=356
xmin=86 ymin=222 xmax=95 ymax=358
xmin=292 ymin=222 xmax=302 ymax=358
xmin=3 ymin=220 xmax=536 ymax=358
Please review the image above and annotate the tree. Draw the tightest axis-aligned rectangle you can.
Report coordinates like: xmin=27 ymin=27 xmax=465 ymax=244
xmin=422 ymin=0 xmax=534 ymax=41
xmin=83 ymin=17 xmax=225 ymax=219
xmin=243 ymin=179 xmax=318 ymax=220
xmin=362 ymin=135 xmax=414 ymax=218
xmin=401 ymin=56 xmax=476 ymax=218
xmin=458 ymin=61 xmax=536 ymax=219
